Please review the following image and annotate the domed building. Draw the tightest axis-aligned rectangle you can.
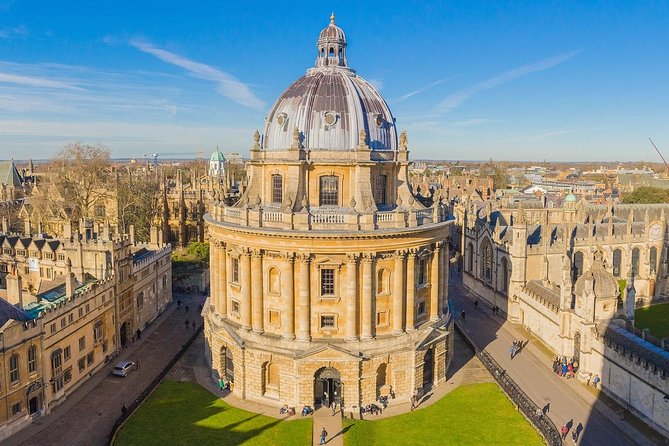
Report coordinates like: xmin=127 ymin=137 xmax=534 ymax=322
xmin=204 ymin=15 xmax=453 ymax=410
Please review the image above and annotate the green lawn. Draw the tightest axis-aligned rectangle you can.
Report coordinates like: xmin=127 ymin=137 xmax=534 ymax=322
xmin=343 ymin=383 xmax=543 ymax=446
xmin=114 ymin=381 xmax=312 ymax=446
xmin=635 ymin=302 xmax=669 ymax=339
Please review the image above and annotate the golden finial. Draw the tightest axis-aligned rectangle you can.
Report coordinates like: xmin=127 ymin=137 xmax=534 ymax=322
xmin=330 ymin=12 xmax=336 ymax=24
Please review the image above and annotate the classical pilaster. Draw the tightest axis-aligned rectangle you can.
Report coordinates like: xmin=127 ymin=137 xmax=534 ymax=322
xmin=345 ymin=253 xmax=359 ymax=341
xmin=297 ymin=254 xmax=311 ymax=342
xmin=210 ymin=239 xmax=218 ymax=310
xmin=218 ymin=241 xmax=227 ymax=317
xmin=392 ymin=250 xmax=405 ymax=334
xmin=430 ymin=243 xmax=441 ymax=321
xmin=281 ymin=253 xmax=295 ymax=340
xmin=241 ymin=250 xmax=252 ymax=330
xmin=251 ymin=249 xmax=264 ymax=333
xmin=440 ymin=241 xmax=448 ymax=315
xmin=361 ymin=253 xmax=374 ymax=340
xmin=406 ymin=250 xmax=416 ymax=332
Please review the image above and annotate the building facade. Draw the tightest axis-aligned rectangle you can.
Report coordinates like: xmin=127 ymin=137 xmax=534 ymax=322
xmin=204 ymin=16 xmax=453 ymax=411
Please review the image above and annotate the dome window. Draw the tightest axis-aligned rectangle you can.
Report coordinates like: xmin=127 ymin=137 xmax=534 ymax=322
xmin=323 ymin=112 xmax=338 ymax=127
xmin=375 ymin=114 xmax=385 ymax=128
xmin=276 ymin=113 xmax=287 ymax=128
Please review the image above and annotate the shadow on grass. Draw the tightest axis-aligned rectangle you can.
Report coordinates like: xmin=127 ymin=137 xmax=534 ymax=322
xmin=114 ymin=380 xmax=311 ymax=446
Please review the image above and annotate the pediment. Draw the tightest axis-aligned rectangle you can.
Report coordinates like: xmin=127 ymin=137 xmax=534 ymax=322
xmin=297 ymin=343 xmax=362 ymax=360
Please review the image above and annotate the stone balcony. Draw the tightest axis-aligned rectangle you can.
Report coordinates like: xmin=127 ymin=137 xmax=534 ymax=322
xmin=208 ymin=202 xmax=450 ymax=232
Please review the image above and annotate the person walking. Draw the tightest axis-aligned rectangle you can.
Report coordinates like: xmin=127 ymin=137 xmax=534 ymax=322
xmin=177 ymin=299 xmax=182 ymax=309
xmin=219 ymin=377 xmax=224 ymax=392
xmin=136 ymin=328 xmax=141 ymax=341
xmin=474 ymin=299 xmax=479 ymax=310
xmin=410 ymin=393 xmax=417 ymax=411
xmin=461 ymin=310 xmax=466 ymax=321
xmin=319 ymin=427 xmax=328 ymax=445
xmin=592 ymin=374 xmax=600 ymax=389
xmin=561 ymin=424 xmax=569 ymax=440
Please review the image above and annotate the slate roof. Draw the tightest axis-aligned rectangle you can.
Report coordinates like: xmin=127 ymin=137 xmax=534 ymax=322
xmin=603 ymin=323 xmax=669 ymax=377
xmin=0 ymin=297 xmax=32 ymax=326
xmin=0 ymin=160 xmax=23 ymax=188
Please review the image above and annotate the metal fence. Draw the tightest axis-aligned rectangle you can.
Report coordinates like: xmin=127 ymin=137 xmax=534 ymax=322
xmin=455 ymin=323 xmax=563 ymax=446
xmin=106 ymin=324 xmax=203 ymax=446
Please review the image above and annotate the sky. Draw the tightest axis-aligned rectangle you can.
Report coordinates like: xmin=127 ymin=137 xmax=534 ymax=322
xmin=0 ymin=0 xmax=668 ymax=162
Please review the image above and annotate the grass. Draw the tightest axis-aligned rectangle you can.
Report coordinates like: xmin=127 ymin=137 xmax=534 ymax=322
xmin=635 ymin=302 xmax=669 ymax=339
xmin=114 ymin=381 xmax=312 ymax=446
xmin=343 ymin=383 xmax=543 ymax=446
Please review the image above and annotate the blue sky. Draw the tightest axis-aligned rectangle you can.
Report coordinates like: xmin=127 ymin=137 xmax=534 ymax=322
xmin=0 ymin=0 xmax=668 ymax=161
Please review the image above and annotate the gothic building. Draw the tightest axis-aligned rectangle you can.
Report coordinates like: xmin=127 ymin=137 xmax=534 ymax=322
xmin=204 ymin=16 xmax=453 ymax=410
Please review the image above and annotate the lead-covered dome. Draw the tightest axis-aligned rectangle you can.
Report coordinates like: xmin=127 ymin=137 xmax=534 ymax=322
xmin=262 ymin=15 xmax=397 ymax=152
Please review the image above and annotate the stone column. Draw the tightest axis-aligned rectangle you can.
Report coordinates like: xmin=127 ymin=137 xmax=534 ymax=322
xmin=241 ymin=250 xmax=252 ymax=330
xmin=210 ymin=240 xmax=219 ymax=310
xmin=297 ymin=255 xmax=311 ymax=342
xmin=441 ymin=241 xmax=449 ymax=315
xmin=251 ymin=249 xmax=264 ymax=333
xmin=219 ymin=242 xmax=227 ymax=317
xmin=406 ymin=251 xmax=416 ymax=332
xmin=430 ymin=243 xmax=441 ymax=321
xmin=345 ymin=254 xmax=359 ymax=341
xmin=361 ymin=254 xmax=374 ymax=340
xmin=281 ymin=253 xmax=295 ymax=340
xmin=392 ymin=250 xmax=405 ymax=334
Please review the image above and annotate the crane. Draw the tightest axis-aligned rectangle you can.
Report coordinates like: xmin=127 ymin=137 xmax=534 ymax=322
xmin=649 ymin=138 xmax=669 ymax=175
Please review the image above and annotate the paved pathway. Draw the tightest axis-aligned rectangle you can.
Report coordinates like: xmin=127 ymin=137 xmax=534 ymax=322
xmin=6 ymin=293 xmax=205 ymax=446
xmin=312 ymin=407 xmax=342 ymax=446
xmin=450 ymin=275 xmax=659 ymax=446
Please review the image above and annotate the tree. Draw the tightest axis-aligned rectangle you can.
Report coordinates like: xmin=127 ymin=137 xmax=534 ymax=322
xmin=116 ymin=171 xmax=159 ymax=242
xmin=491 ymin=166 xmax=509 ymax=190
xmin=53 ymin=143 xmax=112 ymax=219
xmin=622 ymin=187 xmax=669 ymax=204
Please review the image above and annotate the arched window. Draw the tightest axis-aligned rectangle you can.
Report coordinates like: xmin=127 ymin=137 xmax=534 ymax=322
xmin=650 ymin=246 xmax=658 ymax=274
xmin=467 ymin=242 xmax=474 ymax=272
xmin=271 ymin=174 xmax=283 ymax=204
xmin=28 ymin=345 xmax=37 ymax=374
xmin=373 ymin=175 xmax=387 ymax=205
xmin=329 ymin=47 xmax=334 ymax=57
xmin=268 ymin=267 xmax=280 ymax=294
xmin=501 ymin=257 xmax=509 ymax=293
xmin=631 ymin=247 xmax=640 ymax=276
xmin=137 ymin=291 xmax=144 ymax=310
xmin=480 ymin=240 xmax=493 ymax=283
xmin=94 ymin=320 xmax=104 ymax=344
xmin=319 ymin=176 xmax=339 ymax=206
xmin=377 ymin=268 xmax=390 ymax=294
xmin=9 ymin=353 xmax=19 ymax=383
xmin=612 ymin=249 xmax=622 ymax=277
xmin=573 ymin=251 xmax=584 ymax=281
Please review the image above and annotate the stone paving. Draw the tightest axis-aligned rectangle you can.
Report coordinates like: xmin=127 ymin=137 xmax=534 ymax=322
xmin=450 ymin=275 xmax=659 ymax=446
xmin=4 ymin=292 xmax=205 ymax=446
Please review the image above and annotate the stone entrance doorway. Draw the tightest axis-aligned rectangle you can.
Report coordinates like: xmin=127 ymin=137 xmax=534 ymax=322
xmin=422 ymin=348 xmax=434 ymax=391
xmin=120 ymin=322 xmax=128 ymax=348
xmin=314 ymin=367 xmax=341 ymax=408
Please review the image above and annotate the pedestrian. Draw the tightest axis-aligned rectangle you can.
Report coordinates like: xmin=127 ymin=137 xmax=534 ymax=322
xmin=572 ymin=430 xmax=578 ymax=444
xmin=410 ymin=393 xmax=417 ymax=410
xmin=509 ymin=344 xmax=516 ymax=360
xmin=332 ymin=402 xmax=336 ymax=416
xmin=219 ymin=377 xmax=224 ymax=392
xmin=185 ymin=320 xmax=190 ymax=329
xmin=542 ymin=402 xmax=550 ymax=415
xmin=185 ymin=305 xmax=189 ymax=314
xmin=592 ymin=374 xmax=600 ymax=389
xmin=474 ymin=299 xmax=479 ymax=310
xmin=561 ymin=424 xmax=569 ymax=440
xmin=177 ymin=299 xmax=182 ymax=309
xmin=136 ymin=328 xmax=141 ymax=341
xmin=121 ymin=404 xmax=128 ymax=417
xmin=319 ymin=427 xmax=328 ymax=445
xmin=586 ymin=372 xmax=592 ymax=386
xmin=461 ymin=310 xmax=466 ymax=321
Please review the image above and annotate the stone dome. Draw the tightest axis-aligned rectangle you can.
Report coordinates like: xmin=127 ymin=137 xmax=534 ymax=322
xmin=574 ymin=255 xmax=619 ymax=299
xmin=261 ymin=15 xmax=397 ymax=152
xmin=564 ymin=193 xmax=577 ymax=203
xmin=210 ymin=148 xmax=224 ymax=162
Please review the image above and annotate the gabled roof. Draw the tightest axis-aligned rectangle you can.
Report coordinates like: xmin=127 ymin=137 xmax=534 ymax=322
xmin=0 ymin=160 xmax=23 ymax=188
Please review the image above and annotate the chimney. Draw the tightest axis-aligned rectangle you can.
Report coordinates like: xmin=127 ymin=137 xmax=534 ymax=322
xmin=129 ymin=224 xmax=136 ymax=245
xmin=150 ymin=225 xmax=159 ymax=248
xmin=65 ymin=258 xmax=75 ymax=299
xmin=6 ymin=273 xmax=22 ymax=306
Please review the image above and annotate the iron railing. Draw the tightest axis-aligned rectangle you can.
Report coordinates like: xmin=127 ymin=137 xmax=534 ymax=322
xmin=455 ymin=323 xmax=563 ymax=446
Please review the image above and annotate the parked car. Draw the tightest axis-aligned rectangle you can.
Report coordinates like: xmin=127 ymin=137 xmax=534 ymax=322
xmin=113 ymin=360 xmax=136 ymax=377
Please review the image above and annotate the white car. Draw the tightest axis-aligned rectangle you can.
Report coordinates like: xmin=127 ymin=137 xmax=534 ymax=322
xmin=113 ymin=360 xmax=136 ymax=377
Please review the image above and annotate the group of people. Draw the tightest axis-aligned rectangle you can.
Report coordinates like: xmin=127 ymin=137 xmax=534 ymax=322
xmin=279 ymin=405 xmax=296 ymax=416
xmin=301 ymin=405 xmax=314 ymax=416
xmin=509 ymin=340 xmax=524 ymax=359
xmin=361 ymin=403 xmax=382 ymax=415
xmin=218 ymin=377 xmax=233 ymax=392
xmin=552 ymin=356 xmax=579 ymax=379
xmin=560 ymin=420 xmax=584 ymax=444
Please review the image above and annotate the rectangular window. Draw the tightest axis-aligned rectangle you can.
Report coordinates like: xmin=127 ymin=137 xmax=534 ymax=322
xmin=376 ymin=311 xmax=389 ymax=327
xmin=231 ymin=258 xmax=239 ymax=283
xmin=268 ymin=309 xmax=280 ymax=325
xmin=320 ymin=268 xmax=335 ymax=296
xmin=418 ymin=258 xmax=428 ymax=285
xmin=50 ymin=323 xmax=56 ymax=334
xmin=44 ymin=252 xmax=53 ymax=260
xmin=11 ymin=402 xmax=21 ymax=416
xmin=94 ymin=320 xmax=104 ymax=344
xmin=79 ymin=336 xmax=86 ymax=352
xmin=64 ymin=346 xmax=71 ymax=361
xmin=85 ymin=304 xmax=90 ymax=313
xmin=374 ymin=174 xmax=387 ymax=205
xmin=68 ymin=313 xmax=73 ymax=324
xmin=64 ymin=368 xmax=72 ymax=384
xmin=78 ymin=308 xmax=83 ymax=318
xmin=78 ymin=358 xmax=86 ymax=372
xmin=28 ymin=347 xmax=37 ymax=373
xmin=57 ymin=253 xmax=65 ymax=261
xmin=231 ymin=300 xmax=240 ymax=315
xmin=320 ymin=315 xmax=335 ymax=328
xmin=417 ymin=301 xmax=426 ymax=316
xmin=319 ymin=176 xmax=339 ymax=206
xmin=271 ymin=175 xmax=283 ymax=204
xmin=60 ymin=318 xmax=66 ymax=328
xmin=86 ymin=352 xmax=94 ymax=366
xmin=102 ymin=341 xmax=108 ymax=353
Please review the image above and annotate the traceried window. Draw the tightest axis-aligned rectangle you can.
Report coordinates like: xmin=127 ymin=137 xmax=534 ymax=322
xmin=480 ymin=240 xmax=493 ymax=283
xmin=51 ymin=349 xmax=63 ymax=392
xmin=9 ymin=353 xmax=19 ymax=383
xmin=137 ymin=292 xmax=144 ymax=310
xmin=573 ymin=251 xmax=584 ymax=281
xmin=650 ymin=246 xmax=658 ymax=274
xmin=319 ymin=176 xmax=339 ymax=206
xmin=28 ymin=345 xmax=37 ymax=373
xmin=612 ymin=249 xmax=622 ymax=277
xmin=374 ymin=174 xmax=387 ymax=205
xmin=320 ymin=268 xmax=335 ymax=296
xmin=501 ymin=257 xmax=509 ymax=293
xmin=631 ymin=247 xmax=640 ymax=276
xmin=271 ymin=175 xmax=283 ymax=204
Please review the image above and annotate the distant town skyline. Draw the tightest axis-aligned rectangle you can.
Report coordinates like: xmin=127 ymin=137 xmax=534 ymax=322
xmin=0 ymin=1 xmax=668 ymax=161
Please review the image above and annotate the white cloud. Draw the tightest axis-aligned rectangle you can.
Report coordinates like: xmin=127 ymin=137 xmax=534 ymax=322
xmin=0 ymin=72 xmax=82 ymax=90
xmin=392 ymin=76 xmax=457 ymax=103
xmin=368 ymin=78 xmax=384 ymax=91
xmin=433 ymin=50 xmax=581 ymax=114
xmin=130 ymin=39 xmax=264 ymax=111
